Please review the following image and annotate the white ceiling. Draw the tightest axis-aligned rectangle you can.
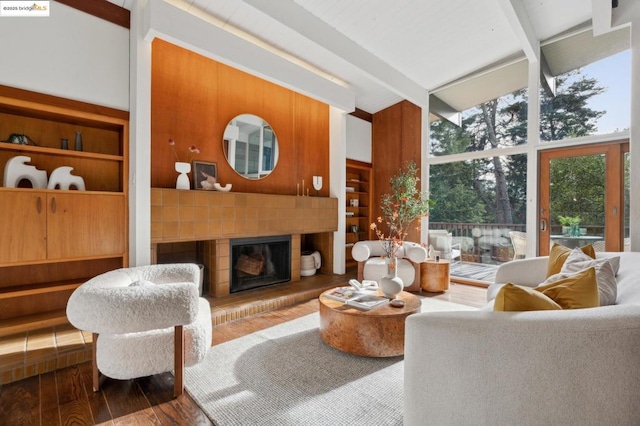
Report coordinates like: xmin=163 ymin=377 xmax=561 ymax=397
xmin=110 ymin=0 xmax=625 ymax=115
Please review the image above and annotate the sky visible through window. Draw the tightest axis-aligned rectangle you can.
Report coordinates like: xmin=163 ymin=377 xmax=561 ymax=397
xmin=581 ymin=49 xmax=630 ymax=133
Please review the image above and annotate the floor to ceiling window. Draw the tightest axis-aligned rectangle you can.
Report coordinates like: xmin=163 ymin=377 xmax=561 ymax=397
xmin=427 ymin=25 xmax=630 ymax=283
xmin=429 ymin=154 xmax=526 ymax=265
xmin=428 ymin=88 xmax=529 ymax=282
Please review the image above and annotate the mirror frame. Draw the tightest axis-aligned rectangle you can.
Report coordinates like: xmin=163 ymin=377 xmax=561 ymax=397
xmin=222 ymin=114 xmax=279 ymax=180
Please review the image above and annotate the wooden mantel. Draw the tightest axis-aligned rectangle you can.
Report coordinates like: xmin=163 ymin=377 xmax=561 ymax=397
xmin=150 ymin=188 xmax=338 ymax=297
xmin=151 ymin=188 xmax=338 ymax=243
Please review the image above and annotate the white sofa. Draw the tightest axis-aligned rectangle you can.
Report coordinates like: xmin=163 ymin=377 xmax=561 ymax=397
xmin=404 ymin=252 xmax=640 ymax=425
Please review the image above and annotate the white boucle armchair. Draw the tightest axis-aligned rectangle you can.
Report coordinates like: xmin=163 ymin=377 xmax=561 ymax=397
xmin=66 ymin=263 xmax=212 ymax=397
xmin=351 ymin=240 xmax=428 ymax=290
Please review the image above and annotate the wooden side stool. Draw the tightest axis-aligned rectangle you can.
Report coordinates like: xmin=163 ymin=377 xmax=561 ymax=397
xmin=420 ymin=259 xmax=450 ymax=292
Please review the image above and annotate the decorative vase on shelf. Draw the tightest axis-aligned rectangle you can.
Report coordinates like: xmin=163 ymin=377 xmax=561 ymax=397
xmin=74 ymin=131 xmax=83 ymax=151
xmin=379 ymin=256 xmax=404 ymax=299
xmin=175 ymin=161 xmax=191 ymax=190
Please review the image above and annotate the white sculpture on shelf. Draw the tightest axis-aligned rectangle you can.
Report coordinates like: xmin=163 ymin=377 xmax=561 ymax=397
xmin=214 ymin=183 xmax=232 ymax=192
xmin=313 ymin=176 xmax=323 ymax=191
xmin=312 ymin=176 xmax=323 ymax=196
xmin=3 ymin=155 xmax=48 ymax=188
xmin=47 ymin=166 xmax=86 ymax=191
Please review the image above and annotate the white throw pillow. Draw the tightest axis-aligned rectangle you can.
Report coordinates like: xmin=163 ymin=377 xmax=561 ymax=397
xmin=542 ymin=248 xmax=618 ymax=306
xmin=596 ymin=253 xmax=621 ymax=276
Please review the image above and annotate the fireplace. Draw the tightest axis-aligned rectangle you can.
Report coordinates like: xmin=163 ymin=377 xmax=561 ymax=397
xmin=230 ymin=235 xmax=292 ymax=293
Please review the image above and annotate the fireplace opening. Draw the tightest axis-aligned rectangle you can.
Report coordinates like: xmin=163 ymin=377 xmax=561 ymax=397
xmin=230 ymin=235 xmax=291 ymax=293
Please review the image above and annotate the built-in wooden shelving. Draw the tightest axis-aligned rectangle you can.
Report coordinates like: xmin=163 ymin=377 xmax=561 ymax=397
xmin=345 ymin=159 xmax=373 ymax=268
xmin=0 ymin=85 xmax=129 ymax=335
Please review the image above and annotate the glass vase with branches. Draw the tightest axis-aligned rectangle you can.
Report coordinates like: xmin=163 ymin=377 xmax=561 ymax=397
xmin=371 ymin=161 xmax=433 ymax=265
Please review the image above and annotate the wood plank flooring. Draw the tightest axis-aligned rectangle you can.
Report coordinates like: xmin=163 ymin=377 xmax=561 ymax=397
xmin=0 ymin=273 xmax=486 ymax=425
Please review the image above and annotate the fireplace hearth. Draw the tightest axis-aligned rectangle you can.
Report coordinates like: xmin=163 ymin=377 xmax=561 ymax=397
xmin=230 ymin=235 xmax=292 ymax=293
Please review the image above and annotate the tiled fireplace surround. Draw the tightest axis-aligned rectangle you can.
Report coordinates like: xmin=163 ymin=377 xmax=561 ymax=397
xmin=150 ymin=189 xmax=338 ymax=296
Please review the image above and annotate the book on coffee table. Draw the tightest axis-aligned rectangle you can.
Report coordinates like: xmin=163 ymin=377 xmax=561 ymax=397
xmin=323 ymin=287 xmax=389 ymax=311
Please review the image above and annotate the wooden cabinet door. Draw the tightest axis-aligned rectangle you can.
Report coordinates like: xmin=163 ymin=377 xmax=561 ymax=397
xmin=0 ymin=190 xmax=47 ymax=264
xmin=47 ymin=193 xmax=126 ymax=260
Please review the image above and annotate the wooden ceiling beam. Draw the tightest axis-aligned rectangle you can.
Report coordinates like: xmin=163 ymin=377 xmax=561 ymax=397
xmin=349 ymin=108 xmax=373 ymax=123
xmin=55 ymin=0 xmax=130 ymax=29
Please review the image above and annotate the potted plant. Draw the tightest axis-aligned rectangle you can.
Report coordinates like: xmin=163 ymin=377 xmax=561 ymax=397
xmin=558 ymin=215 xmax=581 ymax=237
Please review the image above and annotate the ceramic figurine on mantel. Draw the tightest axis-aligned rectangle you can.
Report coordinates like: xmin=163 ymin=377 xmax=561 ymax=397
xmin=168 ymin=138 xmax=200 ymax=190
xmin=175 ymin=162 xmax=191 ymax=190
xmin=313 ymin=175 xmax=323 ymax=196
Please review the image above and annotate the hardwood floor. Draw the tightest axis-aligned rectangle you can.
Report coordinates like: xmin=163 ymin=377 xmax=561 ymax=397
xmin=0 ymin=276 xmax=486 ymax=425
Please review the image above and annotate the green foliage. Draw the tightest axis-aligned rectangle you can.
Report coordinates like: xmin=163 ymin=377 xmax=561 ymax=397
xmin=550 ymin=155 xmax=605 ymax=226
xmin=540 ymin=72 xmax=605 ymax=141
xmin=373 ymin=161 xmax=432 ymax=250
xmin=429 ymin=162 xmax=487 ymax=223
xmin=557 ymin=215 xmax=581 ymax=226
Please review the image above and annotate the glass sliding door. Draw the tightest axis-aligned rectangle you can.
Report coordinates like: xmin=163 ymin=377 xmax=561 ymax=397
xmin=539 ymin=141 xmax=628 ymax=254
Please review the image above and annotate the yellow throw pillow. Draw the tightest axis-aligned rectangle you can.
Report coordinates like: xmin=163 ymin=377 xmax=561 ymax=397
xmin=494 ymin=283 xmax=562 ymax=312
xmin=536 ymin=266 xmax=599 ymax=309
xmin=546 ymin=243 xmax=596 ymax=277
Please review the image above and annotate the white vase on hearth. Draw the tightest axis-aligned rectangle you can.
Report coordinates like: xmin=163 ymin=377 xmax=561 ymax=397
xmin=175 ymin=161 xmax=191 ymax=190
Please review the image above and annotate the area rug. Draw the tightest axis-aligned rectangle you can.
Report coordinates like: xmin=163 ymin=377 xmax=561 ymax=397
xmin=184 ymin=297 xmax=477 ymax=426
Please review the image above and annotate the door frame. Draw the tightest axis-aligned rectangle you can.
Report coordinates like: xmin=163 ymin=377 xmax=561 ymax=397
xmin=538 ymin=140 xmax=628 ymax=255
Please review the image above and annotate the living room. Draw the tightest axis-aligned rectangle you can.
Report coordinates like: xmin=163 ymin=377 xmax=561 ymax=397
xmin=1 ymin=0 xmax=640 ymax=424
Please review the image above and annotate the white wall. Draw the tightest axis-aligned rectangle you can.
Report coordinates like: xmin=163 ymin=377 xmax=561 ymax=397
xmin=330 ymin=107 xmax=348 ymax=274
xmin=0 ymin=3 xmax=129 ymax=110
xmin=129 ymin=0 xmax=152 ymax=266
xmin=346 ymin=115 xmax=372 ymax=163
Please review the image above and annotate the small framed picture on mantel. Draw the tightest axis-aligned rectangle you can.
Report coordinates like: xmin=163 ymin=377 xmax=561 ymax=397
xmin=193 ymin=161 xmax=217 ymax=190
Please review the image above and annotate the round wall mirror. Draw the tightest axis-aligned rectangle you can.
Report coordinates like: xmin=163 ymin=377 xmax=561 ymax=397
xmin=223 ymin=114 xmax=279 ymax=179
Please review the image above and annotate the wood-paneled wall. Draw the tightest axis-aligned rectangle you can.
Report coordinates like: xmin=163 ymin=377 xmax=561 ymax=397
xmin=151 ymin=39 xmax=329 ymax=196
xmin=372 ymin=100 xmax=423 ymax=243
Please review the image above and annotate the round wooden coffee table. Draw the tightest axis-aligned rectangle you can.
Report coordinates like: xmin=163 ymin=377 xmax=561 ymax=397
xmin=318 ymin=289 xmax=421 ymax=357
